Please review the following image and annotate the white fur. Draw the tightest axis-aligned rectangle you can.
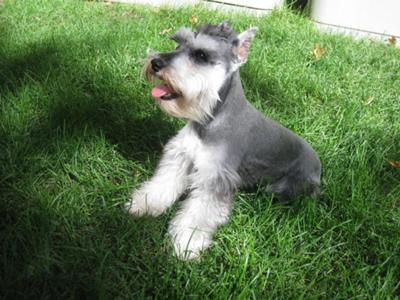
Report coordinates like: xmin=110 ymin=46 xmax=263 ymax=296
xmin=158 ymin=50 xmax=227 ymax=124
xmin=125 ymin=125 xmax=195 ymax=216
xmin=126 ymin=123 xmax=241 ymax=259
xmin=169 ymin=142 xmax=240 ymax=259
xmin=168 ymin=188 xmax=232 ymax=260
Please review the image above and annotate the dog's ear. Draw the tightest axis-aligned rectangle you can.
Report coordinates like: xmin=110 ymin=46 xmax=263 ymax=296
xmin=233 ymin=27 xmax=258 ymax=65
xmin=171 ymin=27 xmax=193 ymax=44
xmin=218 ymin=20 xmax=231 ymax=31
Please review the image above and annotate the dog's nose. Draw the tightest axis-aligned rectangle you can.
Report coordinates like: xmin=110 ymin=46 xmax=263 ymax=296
xmin=151 ymin=58 xmax=165 ymax=72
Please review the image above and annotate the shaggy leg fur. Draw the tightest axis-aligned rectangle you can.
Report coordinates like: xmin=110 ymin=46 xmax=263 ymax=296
xmin=125 ymin=132 xmax=191 ymax=216
xmin=169 ymin=186 xmax=233 ymax=260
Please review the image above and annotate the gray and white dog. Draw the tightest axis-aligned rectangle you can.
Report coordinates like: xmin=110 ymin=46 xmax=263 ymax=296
xmin=125 ymin=22 xmax=321 ymax=260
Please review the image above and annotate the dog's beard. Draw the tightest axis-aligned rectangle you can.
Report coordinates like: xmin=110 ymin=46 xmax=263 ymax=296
xmin=143 ymin=58 xmax=220 ymax=124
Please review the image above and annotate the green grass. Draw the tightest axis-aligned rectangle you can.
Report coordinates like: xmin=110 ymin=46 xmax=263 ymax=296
xmin=0 ymin=0 xmax=399 ymax=298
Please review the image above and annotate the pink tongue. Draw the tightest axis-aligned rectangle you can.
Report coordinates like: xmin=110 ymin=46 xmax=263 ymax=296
xmin=151 ymin=85 xmax=173 ymax=98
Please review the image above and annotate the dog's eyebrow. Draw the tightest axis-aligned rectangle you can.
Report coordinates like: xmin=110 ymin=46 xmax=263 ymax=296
xmin=194 ymin=48 xmax=218 ymax=59
xmin=171 ymin=27 xmax=194 ymax=44
xmin=189 ymin=47 xmax=220 ymax=65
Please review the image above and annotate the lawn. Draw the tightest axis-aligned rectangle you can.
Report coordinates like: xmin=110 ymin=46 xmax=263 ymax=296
xmin=0 ymin=0 xmax=399 ymax=298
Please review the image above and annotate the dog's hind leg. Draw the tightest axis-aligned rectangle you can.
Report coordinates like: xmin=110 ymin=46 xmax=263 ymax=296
xmin=270 ymin=173 xmax=320 ymax=200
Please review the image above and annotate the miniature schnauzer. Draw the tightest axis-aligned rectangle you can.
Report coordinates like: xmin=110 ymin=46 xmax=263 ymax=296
xmin=125 ymin=22 xmax=321 ymax=260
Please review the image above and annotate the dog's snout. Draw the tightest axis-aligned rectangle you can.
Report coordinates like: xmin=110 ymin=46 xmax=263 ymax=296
xmin=151 ymin=58 xmax=165 ymax=72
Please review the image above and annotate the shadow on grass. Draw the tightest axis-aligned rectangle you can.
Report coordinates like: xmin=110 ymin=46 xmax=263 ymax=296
xmin=0 ymin=43 xmax=59 ymax=93
xmin=0 ymin=36 xmax=181 ymax=298
xmin=0 ymin=38 xmax=177 ymax=161
xmin=0 ymin=187 xmax=174 ymax=298
xmin=47 ymin=82 xmax=176 ymax=162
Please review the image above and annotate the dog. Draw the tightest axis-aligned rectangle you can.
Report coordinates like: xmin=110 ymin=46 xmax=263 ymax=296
xmin=125 ymin=22 xmax=321 ymax=260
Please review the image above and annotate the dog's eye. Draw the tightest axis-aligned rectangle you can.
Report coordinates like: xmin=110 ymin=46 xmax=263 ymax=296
xmin=192 ymin=50 xmax=208 ymax=63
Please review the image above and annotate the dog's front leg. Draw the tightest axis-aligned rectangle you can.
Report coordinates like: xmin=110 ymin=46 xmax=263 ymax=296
xmin=169 ymin=166 xmax=240 ymax=260
xmin=125 ymin=130 xmax=192 ymax=217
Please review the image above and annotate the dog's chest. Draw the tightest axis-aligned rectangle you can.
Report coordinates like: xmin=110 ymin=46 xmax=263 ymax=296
xmin=182 ymin=130 xmax=207 ymax=166
xmin=179 ymin=125 xmax=225 ymax=171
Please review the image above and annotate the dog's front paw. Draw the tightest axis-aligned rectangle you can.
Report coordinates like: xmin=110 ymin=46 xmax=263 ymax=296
xmin=169 ymin=226 xmax=212 ymax=260
xmin=124 ymin=189 xmax=149 ymax=216
xmin=125 ymin=187 xmax=169 ymax=217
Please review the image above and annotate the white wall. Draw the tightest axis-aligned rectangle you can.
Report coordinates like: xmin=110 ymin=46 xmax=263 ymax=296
xmin=310 ymin=0 xmax=400 ymax=38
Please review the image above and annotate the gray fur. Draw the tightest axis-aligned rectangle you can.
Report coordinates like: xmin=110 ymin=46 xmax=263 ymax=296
xmin=187 ymin=25 xmax=321 ymax=198
xmin=171 ymin=27 xmax=194 ymax=44
xmin=196 ymin=70 xmax=320 ymax=198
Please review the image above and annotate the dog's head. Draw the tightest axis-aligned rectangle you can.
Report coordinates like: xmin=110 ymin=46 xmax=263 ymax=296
xmin=144 ymin=22 xmax=257 ymax=123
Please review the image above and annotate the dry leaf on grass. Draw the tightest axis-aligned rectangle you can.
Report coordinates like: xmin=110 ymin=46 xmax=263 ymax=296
xmin=312 ymin=43 xmax=327 ymax=60
xmin=122 ymin=11 xmax=137 ymax=18
xmin=364 ymin=97 xmax=374 ymax=105
xmin=388 ymin=36 xmax=397 ymax=46
xmin=387 ymin=160 xmax=400 ymax=168
xmin=160 ymin=28 xmax=172 ymax=35
xmin=189 ymin=15 xmax=198 ymax=25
